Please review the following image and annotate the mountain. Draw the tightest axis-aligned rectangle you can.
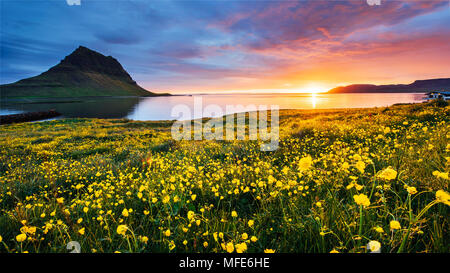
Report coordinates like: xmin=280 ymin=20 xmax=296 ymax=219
xmin=0 ymin=46 xmax=163 ymax=98
xmin=327 ymin=78 xmax=450 ymax=93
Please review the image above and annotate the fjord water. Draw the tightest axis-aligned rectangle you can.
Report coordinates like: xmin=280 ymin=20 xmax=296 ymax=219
xmin=0 ymin=93 xmax=425 ymax=121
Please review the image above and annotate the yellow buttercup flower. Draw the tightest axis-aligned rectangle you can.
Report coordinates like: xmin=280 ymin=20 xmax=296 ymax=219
xmin=248 ymin=220 xmax=254 ymax=228
xmin=407 ymin=186 xmax=417 ymax=195
xmin=377 ymin=167 xmax=397 ymax=181
xmin=164 ymin=229 xmax=171 ymax=237
xmin=436 ymin=190 xmax=450 ymax=205
xmin=187 ymin=211 xmax=195 ymax=221
xmin=231 ymin=211 xmax=238 ymax=217
xmin=56 ymin=197 xmax=64 ymax=204
xmin=140 ymin=236 xmax=149 ymax=243
xmin=264 ymin=249 xmax=275 ymax=253
xmin=16 ymin=233 xmax=27 ymax=242
xmin=122 ymin=208 xmax=129 ymax=217
xmin=226 ymin=242 xmax=234 ymax=253
xmin=78 ymin=228 xmax=85 ymax=235
xmin=353 ymin=194 xmax=370 ymax=207
xmin=235 ymin=242 xmax=247 ymax=253
xmin=299 ymin=156 xmax=313 ymax=171
xmin=116 ymin=225 xmax=128 ymax=236
xmin=390 ymin=220 xmax=401 ymax=230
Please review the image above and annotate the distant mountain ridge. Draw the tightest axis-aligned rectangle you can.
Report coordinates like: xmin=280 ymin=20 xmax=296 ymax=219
xmin=1 ymin=46 xmax=163 ymax=98
xmin=328 ymin=78 xmax=450 ymax=93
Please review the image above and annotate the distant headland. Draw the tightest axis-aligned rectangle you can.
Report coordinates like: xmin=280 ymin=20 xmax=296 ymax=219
xmin=0 ymin=46 xmax=170 ymax=98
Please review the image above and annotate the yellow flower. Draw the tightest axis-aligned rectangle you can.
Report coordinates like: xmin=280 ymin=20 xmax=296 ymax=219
xmin=116 ymin=225 xmax=128 ymax=236
xmin=390 ymin=220 xmax=401 ymax=230
xmin=191 ymin=194 xmax=197 ymax=201
xmin=374 ymin=226 xmax=384 ymax=233
xmin=353 ymin=194 xmax=370 ymax=207
xmin=329 ymin=249 xmax=339 ymax=253
xmin=436 ymin=190 xmax=450 ymax=205
xmin=122 ymin=208 xmax=129 ymax=217
xmin=367 ymin=240 xmax=381 ymax=253
xmin=78 ymin=228 xmax=85 ymax=235
xmin=315 ymin=201 xmax=322 ymax=208
xmin=16 ymin=233 xmax=27 ymax=242
xmin=162 ymin=195 xmax=170 ymax=204
xmin=231 ymin=211 xmax=238 ymax=218
xmin=56 ymin=197 xmax=64 ymax=204
xmin=187 ymin=211 xmax=195 ymax=221
xmin=164 ymin=229 xmax=171 ymax=237
xmin=355 ymin=161 xmax=365 ymax=173
xmin=140 ymin=236 xmax=149 ymax=243
xmin=0 ymin=235 xmax=2 ymax=243
xmin=241 ymin=233 xmax=248 ymax=240
xmin=299 ymin=156 xmax=313 ymax=171
xmin=247 ymin=220 xmax=254 ymax=228
xmin=407 ymin=186 xmax=417 ymax=195
xmin=203 ymin=241 xmax=208 ymax=248
xmin=377 ymin=167 xmax=397 ymax=181
xmin=236 ymin=242 xmax=247 ymax=253
xmin=264 ymin=249 xmax=275 ymax=253
xmin=226 ymin=242 xmax=234 ymax=253
xmin=250 ymin=236 xmax=258 ymax=242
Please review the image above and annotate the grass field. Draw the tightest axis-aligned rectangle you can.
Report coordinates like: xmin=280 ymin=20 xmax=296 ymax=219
xmin=0 ymin=101 xmax=449 ymax=253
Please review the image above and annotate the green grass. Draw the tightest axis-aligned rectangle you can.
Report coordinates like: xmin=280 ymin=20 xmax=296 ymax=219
xmin=0 ymin=102 xmax=448 ymax=253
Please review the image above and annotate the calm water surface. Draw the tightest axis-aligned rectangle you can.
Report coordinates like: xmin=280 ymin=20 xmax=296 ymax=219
xmin=0 ymin=93 xmax=425 ymax=121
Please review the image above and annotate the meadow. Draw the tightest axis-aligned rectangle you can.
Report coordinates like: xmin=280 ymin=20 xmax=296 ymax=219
xmin=0 ymin=101 xmax=448 ymax=253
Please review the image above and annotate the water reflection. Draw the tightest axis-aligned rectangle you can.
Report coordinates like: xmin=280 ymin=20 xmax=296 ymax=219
xmin=0 ymin=93 xmax=425 ymax=121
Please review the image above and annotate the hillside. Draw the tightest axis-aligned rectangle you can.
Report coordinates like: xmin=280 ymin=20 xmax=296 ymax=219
xmin=328 ymin=78 xmax=450 ymax=93
xmin=0 ymin=46 xmax=162 ymax=98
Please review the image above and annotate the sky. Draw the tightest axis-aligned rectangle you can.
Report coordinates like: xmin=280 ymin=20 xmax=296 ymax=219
xmin=1 ymin=0 xmax=449 ymax=94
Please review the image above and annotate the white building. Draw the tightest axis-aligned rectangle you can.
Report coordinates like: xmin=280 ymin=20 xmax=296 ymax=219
xmin=424 ymin=91 xmax=450 ymax=101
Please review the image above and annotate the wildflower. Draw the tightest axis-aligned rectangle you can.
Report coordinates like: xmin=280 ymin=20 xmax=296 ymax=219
xmin=78 ymin=228 xmax=85 ymax=235
xmin=367 ymin=240 xmax=381 ymax=253
xmin=183 ymin=240 xmax=188 ymax=245
xmin=231 ymin=211 xmax=238 ymax=218
xmin=436 ymin=190 xmax=450 ymax=205
xmin=353 ymin=194 xmax=370 ymax=207
xmin=164 ymin=229 xmax=171 ymax=237
xmin=187 ymin=211 xmax=195 ymax=221
xmin=226 ymin=242 xmax=234 ymax=253
xmin=264 ymin=249 xmax=275 ymax=253
xmin=0 ymin=235 xmax=2 ymax=243
xmin=390 ymin=220 xmax=401 ymax=230
xmin=251 ymin=236 xmax=258 ymax=242
xmin=241 ymin=233 xmax=248 ymax=240
xmin=116 ymin=225 xmax=128 ymax=236
xmin=236 ymin=242 xmax=247 ymax=253
xmin=162 ymin=195 xmax=170 ymax=204
xmin=191 ymin=194 xmax=197 ymax=201
xmin=16 ymin=233 xmax=27 ymax=242
xmin=56 ymin=197 xmax=64 ymax=204
xmin=330 ymin=249 xmax=339 ymax=253
xmin=407 ymin=186 xmax=417 ymax=195
xmin=248 ymin=220 xmax=254 ymax=228
xmin=433 ymin=171 xmax=449 ymax=180
xmin=299 ymin=156 xmax=313 ymax=171
xmin=122 ymin=208 xmax=129 ymax=217
xmin=374 ymin=226 xmax=384 ymax=233
xmin=140 ymin=236 xmax=149 ymax=243
xmin=377 ymin=167 xmax=397 ymax=181
xmin=315 ymin=201 xmax=322 ymax=208
xmin=203 ymin=242 xmax=208 ymax=248
xmin=355 ymin=161 xmax=365 ymax=173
